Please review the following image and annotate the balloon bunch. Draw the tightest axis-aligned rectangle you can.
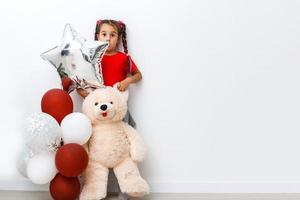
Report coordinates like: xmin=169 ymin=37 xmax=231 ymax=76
xmin=15 ymin=24 xmax=107 ymax=200
xmin=17 ymin=89 xmax=92 ymax=200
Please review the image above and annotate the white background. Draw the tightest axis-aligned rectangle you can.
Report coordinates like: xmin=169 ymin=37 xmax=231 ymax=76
xmin=1 ymin=0 xmax=300 ymax=193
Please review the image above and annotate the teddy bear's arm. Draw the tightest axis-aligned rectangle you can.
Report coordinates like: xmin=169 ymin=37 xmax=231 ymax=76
xmin=123 ymin=123 xmax=147 ymax=162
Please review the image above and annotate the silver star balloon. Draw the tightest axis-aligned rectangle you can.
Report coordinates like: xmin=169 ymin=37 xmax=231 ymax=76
xmin=41 ymin=24 xmax=108 ymax=91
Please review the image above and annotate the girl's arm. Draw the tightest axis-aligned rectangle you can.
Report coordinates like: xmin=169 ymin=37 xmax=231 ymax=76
xmin=118 ymin=69 xmax=142 ymax=91
xmin=128 ymin=69 xmax=142 ymax=84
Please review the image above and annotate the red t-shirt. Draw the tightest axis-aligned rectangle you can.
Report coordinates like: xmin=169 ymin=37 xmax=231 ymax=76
xmin=100 ymin=52 xmax=139 ymax=86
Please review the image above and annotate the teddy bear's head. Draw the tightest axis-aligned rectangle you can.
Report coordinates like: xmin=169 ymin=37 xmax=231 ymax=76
xmin=82 ymin=85 xmax=128 ymax=124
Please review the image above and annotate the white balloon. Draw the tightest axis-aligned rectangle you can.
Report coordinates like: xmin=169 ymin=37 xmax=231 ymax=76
xmin=61 ymin=112 xmax=92 ymax=145
xmin=26 ymin=152 xmax=57 ymax=184
xmin=16 ymin=146 xmax=35 ymax=178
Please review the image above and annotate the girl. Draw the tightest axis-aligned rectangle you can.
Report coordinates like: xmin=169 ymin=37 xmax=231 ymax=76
xmin=96 ymin=19 xmax=142 ymax=91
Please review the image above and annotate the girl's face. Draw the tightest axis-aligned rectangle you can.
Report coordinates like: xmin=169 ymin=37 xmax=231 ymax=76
xmin=97 ymin=23 xmax=119 ymax=54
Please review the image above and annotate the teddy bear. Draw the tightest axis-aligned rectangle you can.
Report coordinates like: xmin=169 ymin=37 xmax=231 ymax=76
xmin=79 ymin=85 xmax=150 ymax=200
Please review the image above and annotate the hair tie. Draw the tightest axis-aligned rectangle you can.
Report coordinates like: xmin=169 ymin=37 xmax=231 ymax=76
xmin=96 ymin=20 xmax=102 ymax=25
xmin=118 ymin=20 xmax=125 ymax=26
xmin=118 ymin=21 xmax=126 ymax=31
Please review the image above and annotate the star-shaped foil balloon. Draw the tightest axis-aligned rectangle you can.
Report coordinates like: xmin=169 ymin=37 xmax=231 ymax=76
xmin=41 ymin=24 xmax=108 ymax=92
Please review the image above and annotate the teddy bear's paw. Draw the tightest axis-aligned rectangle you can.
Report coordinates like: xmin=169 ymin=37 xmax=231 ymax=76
xmin=79 ymin=186 xmax=107 ymax=200
xmin=122 ymin=177 xmax=150 ymax=197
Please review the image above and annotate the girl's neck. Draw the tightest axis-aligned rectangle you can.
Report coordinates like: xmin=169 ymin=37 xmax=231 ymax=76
xmin=105 ymin=50 xmax=118 ymax=56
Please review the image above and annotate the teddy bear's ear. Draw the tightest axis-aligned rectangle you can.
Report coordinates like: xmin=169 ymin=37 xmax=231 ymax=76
xmin=113 ymin=83 xmax=129 ymax=101
xmin=113 ymin=83 xmax=119 ymax=90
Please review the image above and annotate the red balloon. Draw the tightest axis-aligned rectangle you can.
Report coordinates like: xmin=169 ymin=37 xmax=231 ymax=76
xmin=41 ymin=89 xmax=73 ymax=124
xmin=50 ymin=174 xmax=80 ymax=200
xmin=55 ymin=143 xmax=88 ymax=177
xmin=61 ymin=77 xmax=73 ymax=93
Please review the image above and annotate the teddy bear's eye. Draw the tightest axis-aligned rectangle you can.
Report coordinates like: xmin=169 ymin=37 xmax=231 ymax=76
xmin=110 ymin=101 xmax=113 ymax=104
xmin=94 ymin=102 xmax=99 ymax=106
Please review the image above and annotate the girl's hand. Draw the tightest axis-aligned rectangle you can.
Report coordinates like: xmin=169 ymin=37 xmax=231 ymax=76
xmin=117 ymin=70 xmax=142 ymax=92
xmin=77 ymin=88 xmax=91 ymax=98
xmin=118 ymin=79 xmax=131 ymax=91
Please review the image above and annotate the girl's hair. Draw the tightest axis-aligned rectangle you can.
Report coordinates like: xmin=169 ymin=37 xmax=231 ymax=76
xmin=95 ymin=19 xmax=128 ymax=54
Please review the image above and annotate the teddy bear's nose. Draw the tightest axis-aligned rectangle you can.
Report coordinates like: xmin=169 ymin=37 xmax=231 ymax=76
xmin=100 ymin=104 xmax=108 ymax=111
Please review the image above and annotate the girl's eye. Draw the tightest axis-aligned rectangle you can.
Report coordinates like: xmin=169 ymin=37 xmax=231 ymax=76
xmin=102 ymin=33 xmax=106 ymax=37
xmin=95 ymin=102 xmax=99 ymax=106
xmin=110 ymin=101 xmax=113 ymax=104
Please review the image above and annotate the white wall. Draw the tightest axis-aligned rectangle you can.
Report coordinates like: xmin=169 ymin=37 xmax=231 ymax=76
xmin=1 ymin=0 xmax=300 ymax=193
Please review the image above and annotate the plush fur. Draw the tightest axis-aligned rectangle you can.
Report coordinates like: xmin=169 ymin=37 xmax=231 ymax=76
xmin=79 ymin=86 xmax=149 ymax=200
